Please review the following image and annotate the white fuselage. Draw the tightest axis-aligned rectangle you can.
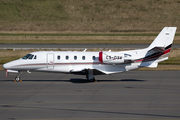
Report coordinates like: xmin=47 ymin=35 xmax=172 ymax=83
xmin=3 ymin=49 xmax=148 ymax=75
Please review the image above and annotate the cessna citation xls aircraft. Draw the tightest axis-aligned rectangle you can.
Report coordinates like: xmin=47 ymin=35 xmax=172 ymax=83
xmin=3 ymin=27 xmax=177 ymax=82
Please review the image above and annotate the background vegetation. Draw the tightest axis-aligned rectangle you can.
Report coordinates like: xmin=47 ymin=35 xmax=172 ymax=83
xmin=0 ymin=0 xmax=180 ymax=32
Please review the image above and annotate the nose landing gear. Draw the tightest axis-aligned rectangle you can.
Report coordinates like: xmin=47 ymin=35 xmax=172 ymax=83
xmin=14 ymin=72 xmax=22 ymax=82
xmin=14 ymin=76 xmax=22 ymax=82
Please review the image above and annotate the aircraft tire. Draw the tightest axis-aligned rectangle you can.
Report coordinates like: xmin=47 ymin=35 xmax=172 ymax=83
xmin=14 ymin=76 xmax=22 ymax=82
xmin=88 ymin=77 xmax=96 ymax=82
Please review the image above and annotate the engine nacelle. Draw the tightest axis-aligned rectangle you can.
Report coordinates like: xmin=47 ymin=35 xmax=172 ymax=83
xmin=99 ymin=51 xmax=124 ymax=64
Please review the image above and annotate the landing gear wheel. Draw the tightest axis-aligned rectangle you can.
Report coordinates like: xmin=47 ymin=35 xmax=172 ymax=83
xmin=14 ymin=76 xmax=22 ymax=82
xmin=91 ymin=77 xmax=96 ymax=82
xmin=86 ymin=69 xmax=96 ymax=82
xmin=88 ymin=77 xmax=96 ymax=82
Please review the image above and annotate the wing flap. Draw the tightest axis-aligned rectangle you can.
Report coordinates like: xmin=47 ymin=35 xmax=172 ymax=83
xmin=70 ymin=68 xmax=105 ymax=75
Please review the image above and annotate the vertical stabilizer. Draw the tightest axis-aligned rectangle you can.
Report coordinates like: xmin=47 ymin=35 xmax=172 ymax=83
xmin=148 ymin=27 xmax=177 ymax=50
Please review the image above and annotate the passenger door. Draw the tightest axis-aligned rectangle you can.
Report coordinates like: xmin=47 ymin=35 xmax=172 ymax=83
xmin=47 ymin=53 xmax=54 ymax=69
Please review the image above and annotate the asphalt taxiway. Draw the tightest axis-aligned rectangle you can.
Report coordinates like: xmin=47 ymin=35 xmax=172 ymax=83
xmin=0 ymin=44 xmax=149 ymax=50
xmin=1 ymin=44 xmax=180 ymax=50
xmin=0 ymin=71 xmax=180 ymax=120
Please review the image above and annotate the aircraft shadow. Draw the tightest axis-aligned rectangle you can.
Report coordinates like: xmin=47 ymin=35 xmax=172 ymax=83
xmin=70 ymin=78 xmax=145 ymax=83
xmin=0 ymin=79 xmax=145 ymax=83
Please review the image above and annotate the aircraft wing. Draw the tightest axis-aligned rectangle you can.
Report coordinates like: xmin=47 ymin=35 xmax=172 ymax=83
xmin=70 ymin=68 xmax=105 ymax=75
xmin=70 ymin=68 xmax=86 ymax=72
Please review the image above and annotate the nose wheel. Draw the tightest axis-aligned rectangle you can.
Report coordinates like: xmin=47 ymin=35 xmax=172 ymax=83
xmin=14 ymin=76 xmax=22 ymax=82
xmin=14 ymin=72 xmax=22 ymax=82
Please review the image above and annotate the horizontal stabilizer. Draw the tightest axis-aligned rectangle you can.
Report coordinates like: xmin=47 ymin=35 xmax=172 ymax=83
xmin=140 ymin=62 xmax=158 ymax=68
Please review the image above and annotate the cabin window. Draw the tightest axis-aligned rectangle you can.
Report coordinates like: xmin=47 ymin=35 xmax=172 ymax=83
xmin=82 ymin=56 xmax=85 ymax=60
xmin=66 ymin=56 xmax=69 ymax=60
xmin=57 ymin=55 xmax=60 ymax=60
xmin=74 ymin=56 xmax=77 ymax=60
xmin=92 ymin=56 xmax=96 ymax=60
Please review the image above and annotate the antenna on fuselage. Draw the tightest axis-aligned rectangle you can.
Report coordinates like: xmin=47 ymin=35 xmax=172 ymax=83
xmin=83 ymin=49 xmax=87 ymax=52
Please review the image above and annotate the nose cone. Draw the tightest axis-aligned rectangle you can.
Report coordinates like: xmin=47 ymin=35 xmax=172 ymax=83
xmin=3 ymin=63 xmax=8 ymax=70
xmin=3 ymin=63 xmax=11 ymax=70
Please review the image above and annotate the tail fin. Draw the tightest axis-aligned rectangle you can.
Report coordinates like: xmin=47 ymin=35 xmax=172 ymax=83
xmin=139 ymin=27 xmax=177 ymax=68
xmin=148 ymin=27 xmax=177 ymax=50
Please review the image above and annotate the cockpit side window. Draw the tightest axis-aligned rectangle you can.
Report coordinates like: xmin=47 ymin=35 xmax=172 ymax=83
xmin=34 ymin=55 xmax=37 ymax=59
xmin=22 ymin=54 xmax=32 ymax=59
xmin=28 ymin=55 xmax=34 ymax=59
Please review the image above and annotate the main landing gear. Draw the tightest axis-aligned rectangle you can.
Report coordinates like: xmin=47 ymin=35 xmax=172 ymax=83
xmin=14 ymin=72 xmax=22 ymax=82
xmin=86 ymin=69 xmax=96 ymax=82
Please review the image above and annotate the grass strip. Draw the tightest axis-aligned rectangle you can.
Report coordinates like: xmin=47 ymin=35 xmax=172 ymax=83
xmin=0 ymin=33 xmax=159 ymax=36
xmin=0 ymin=33 xmax=180 ymax=36
xmin=0 ymin=40 xmax=155 ymax=44
xmin=137 ymin=65 xmax=180 ymax=71
xmin=1 ymin=33 xmax=180 ymax=36
xmin=1 ymin=40 xmax=180 ymax=44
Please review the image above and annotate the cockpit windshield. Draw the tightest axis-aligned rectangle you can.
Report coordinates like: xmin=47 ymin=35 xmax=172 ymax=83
xmin=22 ymin=54 xmax=36 ymax=60
xmin=28 ymin=55 xmax=34 ymax=59
xmin=22 ymin=54 xmax=31 ymax=59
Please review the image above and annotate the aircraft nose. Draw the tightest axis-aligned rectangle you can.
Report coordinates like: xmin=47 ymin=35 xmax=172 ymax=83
xmin=3 ymin=63 xmax=11 ymax=70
